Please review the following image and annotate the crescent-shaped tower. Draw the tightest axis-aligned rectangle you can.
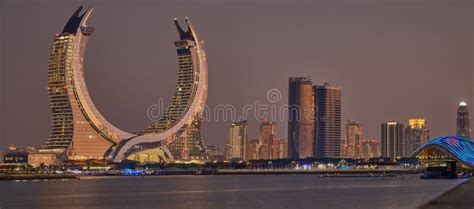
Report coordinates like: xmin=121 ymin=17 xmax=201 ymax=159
xmin=42 ymin=6 xmax=208 ymax=163
xmin=42 ymin=6 xmax=134 ymax=160
xmin=108 ymin=17 xmax=209 ymax=163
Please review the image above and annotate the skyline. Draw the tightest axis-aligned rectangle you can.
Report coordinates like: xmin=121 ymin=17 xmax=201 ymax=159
xmin=1 ymin=0 xmax=473 ymax=151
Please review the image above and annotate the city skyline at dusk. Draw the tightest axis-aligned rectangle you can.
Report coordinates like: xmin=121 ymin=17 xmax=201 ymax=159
xmin=1 ymin=0 xmax=472 ymax=152
xmin=0 ymin=1 xmax=473 ymax=209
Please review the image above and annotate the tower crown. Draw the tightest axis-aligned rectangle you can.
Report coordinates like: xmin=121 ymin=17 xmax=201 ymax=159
xmin=174 ymin=18 xmax=195 ymax=41
xmin=62 ymin=5 xmax=93 ymax=34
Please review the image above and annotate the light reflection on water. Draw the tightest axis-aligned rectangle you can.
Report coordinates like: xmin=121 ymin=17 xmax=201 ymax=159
xmin=0 ymin=175 xmax=466 ymax=209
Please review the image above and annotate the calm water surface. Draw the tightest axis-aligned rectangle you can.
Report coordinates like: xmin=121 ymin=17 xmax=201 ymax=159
xmin=0 ymin=175 xmax=466 ymax=209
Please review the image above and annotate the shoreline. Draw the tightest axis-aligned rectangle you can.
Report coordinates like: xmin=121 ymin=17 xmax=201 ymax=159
xmin=212 ymin=169 xmax=418 ymax=175
xmin=0 ymin=169 xmax=420 ymax=181
xmin=0 ymin=174 xmax=78 ymax=181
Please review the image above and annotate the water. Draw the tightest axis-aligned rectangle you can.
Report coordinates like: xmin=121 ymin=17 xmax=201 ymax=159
xmin=0 ymin=175 xmax=466 ymax=209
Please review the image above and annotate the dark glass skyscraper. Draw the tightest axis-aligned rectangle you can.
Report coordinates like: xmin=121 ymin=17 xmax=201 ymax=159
xmin=381 ymin=121 xmax=404 ymax=160
xmin=456 ymin=101 xmax=471 ymax=139
xmin=288 ymin=77 xmax=314 ymax=158
xmin=313 ymin=83 xmax=342 ymax=158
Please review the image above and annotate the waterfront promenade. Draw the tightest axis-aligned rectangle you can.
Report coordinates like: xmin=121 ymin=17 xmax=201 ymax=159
xmin=0 ymin=168 xmax=418 ymax=180
xmin=421 ymin=178 xmax=474 ymax=209
xmin=215 ymin=168 xmax=415 ymax=175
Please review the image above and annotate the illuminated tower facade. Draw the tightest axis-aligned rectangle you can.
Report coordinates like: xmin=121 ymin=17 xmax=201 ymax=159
xmin=404 ymin=118 xmax=429 ymax=157
xmin=245 ymin=138 xmax=260 ymax=160
xmin=43 ymin=6 xmax=134 ymax=160
xmin=345 ymin=120 xmax=362 ymax=159
xmin=225 ymin=121 xmax=248 ymax=161
xmin=360 ymin=139 xmax=381 ymax=160
xmin=259 ymin=121 xmax=277 ymax=159
xmin=137 ymin=18 xmax=208 ymax=161
xmin=43 ymin=6 xmax=208 ymax=163
xmin=457 ymin=101 xmax=471 ymax=139
xmin=272 ymin=138 xmax=288 ymax=159
xmin=288 ymin=77 xmax=314 ymax=159
xmin=111 ymin=17 xmax=209 ymax=162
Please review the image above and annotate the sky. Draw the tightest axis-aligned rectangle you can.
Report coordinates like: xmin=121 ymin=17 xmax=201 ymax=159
xmin=0 ymin=0 xmax=473 ymax=152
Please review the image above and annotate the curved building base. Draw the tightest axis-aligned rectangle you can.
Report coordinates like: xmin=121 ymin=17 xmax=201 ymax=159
xmin=125 ymin=146 xmax=174 ymax=163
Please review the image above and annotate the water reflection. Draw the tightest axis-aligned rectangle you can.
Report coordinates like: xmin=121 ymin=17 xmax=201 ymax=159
xmin=0 ymin=175 xmax=465 ymax=209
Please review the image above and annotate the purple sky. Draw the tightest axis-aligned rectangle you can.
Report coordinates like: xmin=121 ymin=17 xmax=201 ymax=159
xmin=1 ymin=0 xmax=473 ymax=152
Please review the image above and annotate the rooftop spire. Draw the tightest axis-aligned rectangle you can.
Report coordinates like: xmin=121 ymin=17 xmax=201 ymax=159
xmin=174 ymin=18 xmax=195 ymax=40
xmin=62 ymin=5 xmax=94 ymax=34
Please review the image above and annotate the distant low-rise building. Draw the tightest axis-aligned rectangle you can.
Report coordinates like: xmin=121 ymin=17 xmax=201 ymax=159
xmin=272 ymin=139 xmax=288 ymax=159
xmin=7 ymin=145 xmax=36 ymax=153
xmin=245 ymin=139 xmax=260 ymax=160
xmin=28 ymin=153 xmax=57 ymax=168
xmin=3 ymin=152 xmax=29 ymax=165
xmin=3 ymin=146 xmax=59 ymax=167
xmin=206 ymin=146 xmax=225 ymax=162
xmin=360 ymin=139 xmax=381 ymax=160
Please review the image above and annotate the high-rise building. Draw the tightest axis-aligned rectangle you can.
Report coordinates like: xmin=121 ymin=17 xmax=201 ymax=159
xmin=225 ymin=121 xmax=248 ymax=161
xmin=109 ymin=17 xmax=209 ymax=163
xmin=138 ymin=18 xmax=209 ymax=161
xmin=313 ymin=83 xmax=342 ymax=158
xmin=245 ymin=138 xmax=260 ymax=160
xmin=258 ymin=121 xmax=278 ymax=159
xmin=381 ymin=121 xmax=404 ymax=160
xmin=288 ymin=77 xmax=314 ymax=159
xmin=457 ymin=101 xmax=471 ymax=139
xmin=42 ymin=6 xmax=209 ymax=163
xmin=360 ymin=139 xmax=381 ymax=160
xmin=404 ymin=118 xmax=430 ymax=157
xmin=345 ymin=120 xmax=362 ymax=159
xmin=43 ymin=6 xmax=135 ymax=160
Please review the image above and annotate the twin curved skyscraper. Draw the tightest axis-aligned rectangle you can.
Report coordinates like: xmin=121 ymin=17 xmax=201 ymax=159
xmin=42 ymin=6 xmax=208 ymax=163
